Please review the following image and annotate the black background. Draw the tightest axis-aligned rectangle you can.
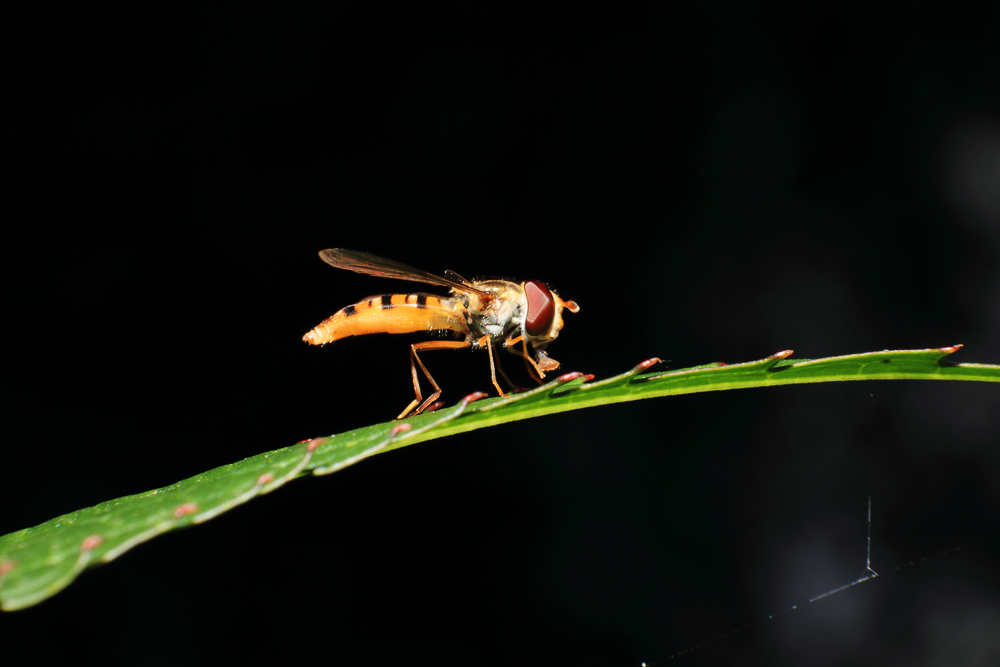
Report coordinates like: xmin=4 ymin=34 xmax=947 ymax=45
xmin=4 ymin=6 xmax=999 ymax=666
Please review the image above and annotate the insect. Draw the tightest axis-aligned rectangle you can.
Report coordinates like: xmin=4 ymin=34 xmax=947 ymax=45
xmin=303 ymin=248 xmax=580 ymax=418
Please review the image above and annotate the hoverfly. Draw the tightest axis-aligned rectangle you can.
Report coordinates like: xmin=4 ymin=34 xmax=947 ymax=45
xmin=303 ymin=249 xmax=580 ymax=418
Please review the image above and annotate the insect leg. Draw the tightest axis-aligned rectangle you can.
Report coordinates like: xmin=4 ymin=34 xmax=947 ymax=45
xmin=501 ymin=334 xmax=544 ymax=384
xmin=497 ymin=336 xmax=538 ymax=394
xmin=485 ymin=337 xmax=509 ymax=399
xmin=521 ymin=337 xmax=546 ymax=383
xmin=491 ymin=338 xmax=527 ymax=393
xmin=399 ymin=340 xmax=471 ymax=419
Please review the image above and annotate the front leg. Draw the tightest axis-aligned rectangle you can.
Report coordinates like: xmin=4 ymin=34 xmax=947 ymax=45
xmin=503 ymin=335 xmax=547 ymax=384
xmin=494 ymin=335 xmax=533 ymax=391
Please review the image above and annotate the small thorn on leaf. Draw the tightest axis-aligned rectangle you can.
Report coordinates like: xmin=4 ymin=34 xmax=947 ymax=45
xmin=462 ymin=391 xmax=489 ymax=404
xmin=257 ymin=473 xmax=275 ymax=486
xmin=717 ymin=362 xmax=728 ymax=367
xmin=582 ymin=374 xmax=595 ymax=381
xmin=391 ymin=423 xmax=413 ymax=436
xmin=80 ymin=535 xmax=103 ymax=551
xmin=772 ymin=350 xmax=794 ymax=359
xmin=174 ymin=503 xmax=198 ymax=518
xmin=940 ymin=344 xmax=963 ymax=353
xmin=426 ymin=401 xmax=446 ymax=412
xmin=306 ymin=438 xmax=324 ymax=452
xmin=635 ymin=358 xmax=662 ymax=371
xmin=555 ymin=372 xmax=584 ymax=384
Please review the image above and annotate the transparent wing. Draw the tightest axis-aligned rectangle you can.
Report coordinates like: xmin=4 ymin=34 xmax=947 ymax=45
xmin=318 ymin=249 xmax=490 ymax=297
xmin=444 ymin=270 xmax=474 ymax=287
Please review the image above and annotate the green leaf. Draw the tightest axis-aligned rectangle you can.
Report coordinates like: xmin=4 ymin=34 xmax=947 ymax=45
xmin=1 ymin=345 xmax=996 ymax=610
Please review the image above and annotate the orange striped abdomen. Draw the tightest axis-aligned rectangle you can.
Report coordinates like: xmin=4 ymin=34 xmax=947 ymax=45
xmin=302 ymin=293 xmax=467 ymax=345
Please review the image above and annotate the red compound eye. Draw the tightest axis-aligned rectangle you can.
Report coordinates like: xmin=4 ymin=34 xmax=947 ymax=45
xmin=524 ymin=280 xmax=555 ymax=337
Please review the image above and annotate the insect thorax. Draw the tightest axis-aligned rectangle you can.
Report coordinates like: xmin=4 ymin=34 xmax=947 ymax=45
xmin=455 ymin=280 xmax=526 ymax=343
